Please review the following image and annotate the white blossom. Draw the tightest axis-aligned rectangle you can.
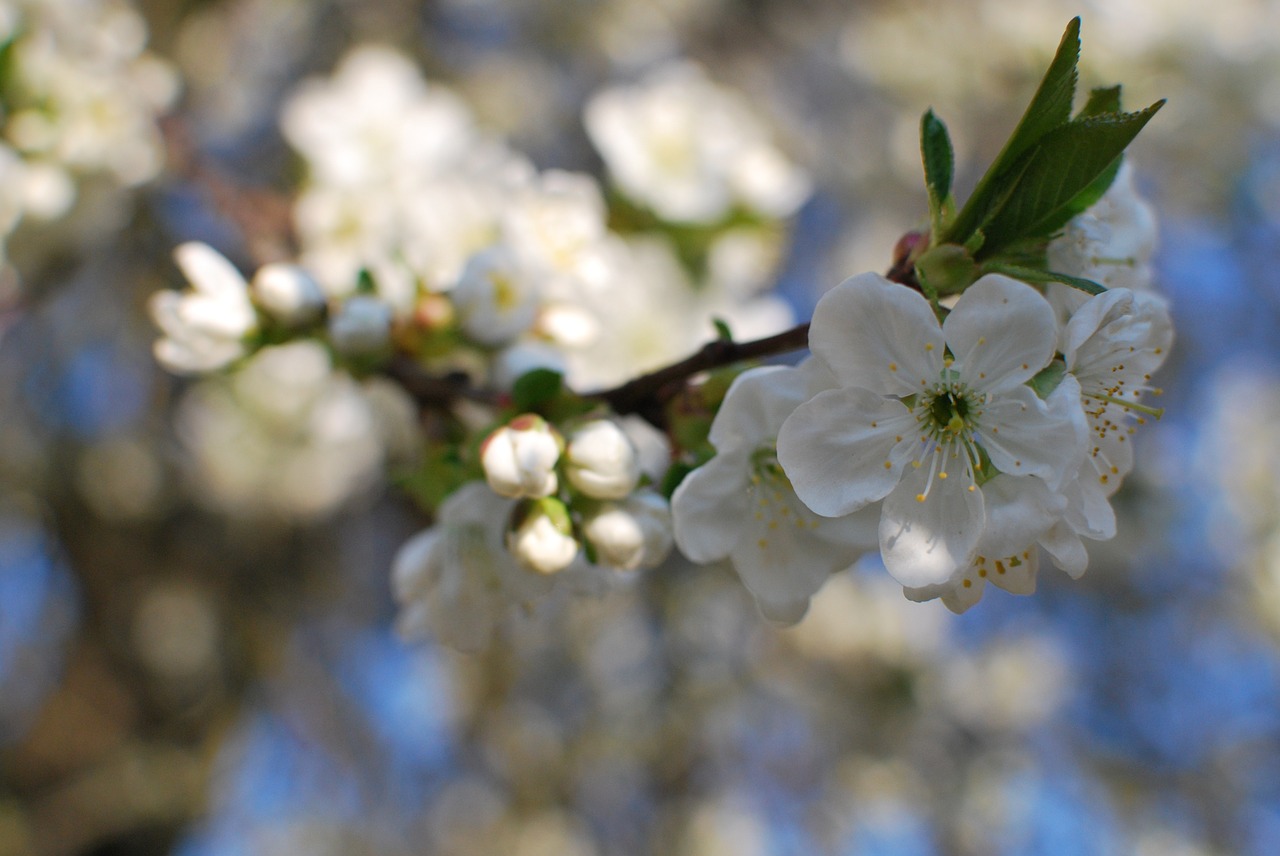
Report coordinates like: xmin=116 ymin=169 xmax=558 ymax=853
xmin=564 ymin=419 xmax=642 ymax=500
xmin=584 ymin=61 xmax=809 ymax=223
xmin=1061 ymin=286 xmax=1173 ymax=530
xmin=582 ymin=489 xmax=674 ymax=571
xmin=777 ymin=273 xmax=1086 ymax=589
xmin=393 ymin=482 xmax=553 ymax=651
xmin=451 ymin=245 xmax=541 ymax=347
xmin=481 ymin=415 xmax=562 ymax=499
xmin=149 ymin=242 xmax=259 ymax=374
xmin=672 ymin=362 xmax=878 ymax=624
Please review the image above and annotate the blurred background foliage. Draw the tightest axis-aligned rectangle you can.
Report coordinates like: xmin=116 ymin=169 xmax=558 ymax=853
xmin=2 ymin=0 xmax=1280 ymax=854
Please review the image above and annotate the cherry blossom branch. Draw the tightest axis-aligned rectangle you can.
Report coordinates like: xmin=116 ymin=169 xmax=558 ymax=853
xmin=586 ymin=322 xmax=811 ymax=423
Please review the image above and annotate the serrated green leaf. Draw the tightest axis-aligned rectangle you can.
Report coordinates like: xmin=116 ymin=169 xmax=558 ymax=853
xmin=1077 ymin=85 xmax=1122 ymax=118
xmin=921 ymin=109 xmax=955 ymax=237
xmin=945 ymin=17 xmax=1081 ymax=243
xmin=511 ymin=368 xmax=564 ymax=411
xmin=983 ymin=262 xmax=1107 ymax=295
xmin=977 ymin=101 xmax=1163 ymax=251
xmin=1036 ymin=154 xmax=1124 ymax=236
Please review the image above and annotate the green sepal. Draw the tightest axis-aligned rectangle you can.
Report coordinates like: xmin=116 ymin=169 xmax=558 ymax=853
xmin=1028 ymin=360 xmax=1067 ymax=400
xmin=914 ymin=243 xmax=978 ymax=297
xmin=920 ymin=109 xmax=956 ymax=238
xmin=511 ymin=368 xmax=564 ymax=412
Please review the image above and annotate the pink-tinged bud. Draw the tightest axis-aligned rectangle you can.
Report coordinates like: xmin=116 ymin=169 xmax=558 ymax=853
xmin=481 ymin=414 xmax=562 ymax=499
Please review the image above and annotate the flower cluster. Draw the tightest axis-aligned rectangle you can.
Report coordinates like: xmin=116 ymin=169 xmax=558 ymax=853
xmin=145 ymin=20 xmax=1176 ymax=646
xmin=0 ymin=0 xmax=177 ymax=275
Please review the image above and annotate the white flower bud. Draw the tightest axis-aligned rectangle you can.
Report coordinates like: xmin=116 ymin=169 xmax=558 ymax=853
xmin=564 ymin=419 xmax=640 ymax=499
xmin=507 ymin=498 xmax=578 ymax=575
xmin=252 ymin=263 xmax=326 ymax=326
xmin=582 ymin=489 xmax=673 ymax=571
xmin=481 ymin=414 xmax=561 ymax=498
xmin=452 ymin=246 xmax=540 ymax=347
xmin=329 ymin=295 xmax=392 ymax=355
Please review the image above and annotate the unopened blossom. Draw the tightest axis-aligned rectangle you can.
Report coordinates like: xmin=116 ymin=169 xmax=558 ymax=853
xmin=507 ymin=498 xmax=579 ymax=575
xmin=582 ymin=489 xmax=674 ymax=571
xmin=481 ymin=414 xmax=561 ymax=499
xmin=672 ymin=362 xmax=878 ymax=624
xmin=451 ymin=245 xmax=541 ymax=347
xmin=251 ymin=263 xmax=326 ymax=327
xmin=777 ymin=273 xmax=1086 ymax=589
xmin=149 ymin=242 xmax=258 ymax=374
xmin=393 ymin=482 xmax=553 ymax=651
xmin=328 ymin=295 xmax=392 ymax=356
xmin=564 ymin=419 xmax=641 ymax=500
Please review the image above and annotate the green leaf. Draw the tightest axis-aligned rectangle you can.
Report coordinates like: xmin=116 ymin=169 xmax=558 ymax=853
xmin=977 ymin=101 xmax=1163 ymax=251
xmin=921 ymin=109 xmax=955 ymax=236
xmin=1038 ymin=154 xmax=1124 ymax=236
xmin=945 ymin=17 xmax=1081 ymax=243
xmin=712 ymin=317 xmax=734 ymax=342
xmin=511 ymin=368 xmax=564 ymax=411
xmin=1077 ymin=85 xmax=1122 ymax=118
xmin=983 ymin=262 xmax=1107 ymax=295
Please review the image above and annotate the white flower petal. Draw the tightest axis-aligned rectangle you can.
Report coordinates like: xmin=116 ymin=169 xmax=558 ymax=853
xmin=977 ymin=384 xmax=1084 ymax=489
xmin=729 ymin=486 xmax=867 ymax=625
xmin=808 ymin=272 xmax=943 ymax=396
xmin=979 ymin=474 xmax=1066 ymax=559
xmin=707 ymin=364 xmax=809 ymax=452
xmin=986 ymin=550 xmax=1038 ymax=596
xmin=1041 ymin=521 xmax=1089 ymax=579
xmin=878 ymin=460 xmax=984 ymax=588
xmin=944 ymin=274 xmax=1057 ymax=392
xmin=173 ymin=242 xmax=248 ymax=299
xmin=778 ymin=387 xmax=917 ymax=517
xmin=671 ymin=453 xmax=751 ymax=562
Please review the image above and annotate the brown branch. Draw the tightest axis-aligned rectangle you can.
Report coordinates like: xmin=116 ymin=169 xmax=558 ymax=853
xmin=586 ymin=322 xmax=811 ymax=424
xmin=383 ymin=354 xmax=504 ymax=410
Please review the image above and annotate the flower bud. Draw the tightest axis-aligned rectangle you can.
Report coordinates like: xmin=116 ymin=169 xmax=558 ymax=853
xmin=252 ymin=263 xmax=326 ymax=326
xmin=329 ymin=295 xmax=393 ymax=356
xmin=507 ymin=497 xmax=578 ymax=575
xmin=581 ymin=489 xmax=673 ymax=571
xmin=481 ymin=414 xmax=562 ymax=499
xmin=564 ymin=419 xmax=640 ymax=499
